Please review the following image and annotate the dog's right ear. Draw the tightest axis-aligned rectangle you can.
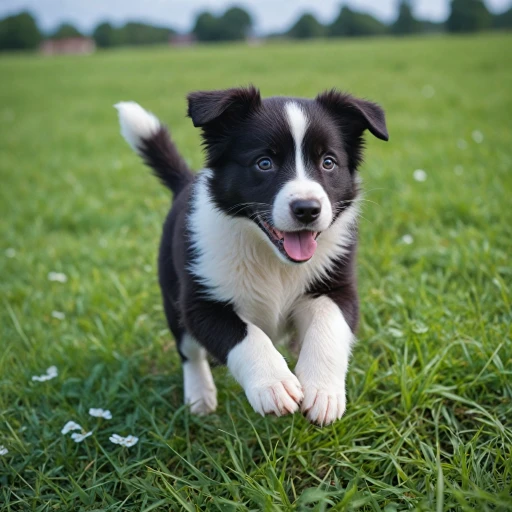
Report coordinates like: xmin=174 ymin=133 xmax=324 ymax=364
xmin=187 ymin=86 xmax=261 ymax=127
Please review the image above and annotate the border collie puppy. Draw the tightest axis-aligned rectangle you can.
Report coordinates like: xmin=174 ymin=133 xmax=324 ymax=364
xmin=115 ymin=87 xmax=388 ymax=425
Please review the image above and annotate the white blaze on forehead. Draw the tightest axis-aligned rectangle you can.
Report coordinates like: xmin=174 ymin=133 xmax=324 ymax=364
xmin=285 ymin=102 xmax=308 ymax=179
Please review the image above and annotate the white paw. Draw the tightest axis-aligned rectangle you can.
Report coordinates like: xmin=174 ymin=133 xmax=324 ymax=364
xmin=245 ymin=375 xmax=304 ymax=417
xmin=301 ymin=386 xmax=346 ymax=426
xmin=186 ymin=387 xmax=218 ymax=416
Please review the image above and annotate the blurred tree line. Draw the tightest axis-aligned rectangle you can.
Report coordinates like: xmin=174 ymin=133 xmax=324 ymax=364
xmin=1 ymin=0 xmax=511 ymax=51
xmin=286 ymin=0 xmax=512 ymax=40
xmin=92 ymin=22 xmax=174 ymax=47
xmin=193 ymin=7 xmax=252 ymax=41
xmin=0 ymin=13 xmax=175 ymax=50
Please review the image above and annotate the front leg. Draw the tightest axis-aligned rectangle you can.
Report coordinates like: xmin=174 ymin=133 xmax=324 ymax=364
xmin=184 ymin=295 xmax=303 ymax=417
xmin=293 ymin=294 xmax=357 ymax=425
xmin=228 ymin=324 xmax=304 ymax=416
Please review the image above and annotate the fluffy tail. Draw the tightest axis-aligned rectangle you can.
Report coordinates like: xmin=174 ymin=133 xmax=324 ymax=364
xmin=114 ymin=102 xmax=193 ymax=196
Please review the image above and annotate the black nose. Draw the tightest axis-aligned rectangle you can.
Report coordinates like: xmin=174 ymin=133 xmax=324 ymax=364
xmin=290 ymin=199 xmax=322 ymax=224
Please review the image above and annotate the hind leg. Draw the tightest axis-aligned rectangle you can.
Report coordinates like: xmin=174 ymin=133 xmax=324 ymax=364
xmin=162 ymin=293 xmax=217 ymax=415
xmin=180 ymin=334 xmax=217 ymax=415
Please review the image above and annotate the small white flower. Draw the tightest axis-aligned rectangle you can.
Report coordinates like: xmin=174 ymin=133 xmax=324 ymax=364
xmin=88 ymin=408 xmax=112 ymax=420
xmin=32 ymin=366 xmax=58 ymax=382
xmin=109 ymin=433 xmax=139 ymax=447
xmin=421 ymin=85 xmax=435 ymax=98
xmin=454 ymin=165 xmax=464 ymax=176
xmin=109 ymin=434 xmax=123 ymax=445
xmin=135 ymin=314 xmax=148 ymax=328
xmin=123 ymin=435 xmax=139 ymax=447
xmin=413 ymin=169 xmax=427 ymax=182
xmin=51 ymin=311 xmax=65 ymax=320
xmin=401 ymin=234 xmax=414 ymax=245
xmin=32 ymin=374 xmax=49 ymax=382
xmin=61 ymin=421 xmax=82 ymax=434
xmin=472 ymin=130 xmax=484 ymax=144
xmin=48 ymin=271 xmax=67 ymax=283
xmin=5 ymin=248 xmax=16 ymax=258
xmin=0 ymin=445 xmax=8 ymax=456
xmin=71 ymin=431 xmax=93 ymax=443
xmin=457 ymin=139 xmax=468 ymax=150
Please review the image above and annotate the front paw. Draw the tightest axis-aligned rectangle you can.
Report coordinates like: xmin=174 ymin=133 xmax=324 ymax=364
xmin=300 ymin=385 xmax=346 ymax=426
xmin=245 ymin=375 xmax=304 ymax=417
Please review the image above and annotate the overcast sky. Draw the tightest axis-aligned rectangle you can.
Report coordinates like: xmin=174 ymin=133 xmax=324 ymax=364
xmin=1 ymin=0 xmax=510 ymax=34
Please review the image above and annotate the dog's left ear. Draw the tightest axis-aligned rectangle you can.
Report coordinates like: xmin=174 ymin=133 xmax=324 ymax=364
xmin=187 ymin=86 xmax=261 ymax=127
xmin=316 ymin=89 xmax=389 ymax=142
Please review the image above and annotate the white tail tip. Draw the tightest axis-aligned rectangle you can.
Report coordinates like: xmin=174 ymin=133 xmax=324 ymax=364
xmin=114 ymin=101 xmax=161 ymax=153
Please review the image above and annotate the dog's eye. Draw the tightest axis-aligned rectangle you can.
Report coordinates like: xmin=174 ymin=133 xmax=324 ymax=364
xmin=257 ymin=158 xmax=273 ymax=171
xmin=322 ymin=157 xmax=336 ymax=170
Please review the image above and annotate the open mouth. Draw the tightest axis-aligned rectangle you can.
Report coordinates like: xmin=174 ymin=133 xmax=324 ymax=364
xmin=257 ymin=219 xmax=319 ymax=263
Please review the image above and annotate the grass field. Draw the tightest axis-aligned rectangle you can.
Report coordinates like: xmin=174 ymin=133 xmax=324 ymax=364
xmin=1 ymin=33 xmax=511 ymax=511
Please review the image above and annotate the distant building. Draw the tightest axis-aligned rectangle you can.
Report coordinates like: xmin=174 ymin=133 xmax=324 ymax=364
xmin=40 ymin=38 xmax=96 ymax=55
xmin=247 ymin=35 xmax=263 ymax=47
xmin=169 ymin=33 xmax=197 ymax=47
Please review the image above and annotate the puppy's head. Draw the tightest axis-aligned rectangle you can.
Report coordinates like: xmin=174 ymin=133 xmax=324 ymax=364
xmin=188 ymin=86 xmax=388 ymax=264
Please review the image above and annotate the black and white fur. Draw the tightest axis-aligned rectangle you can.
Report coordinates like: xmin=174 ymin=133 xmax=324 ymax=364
xmin=115 ymin=87 xmax=388 ymax=425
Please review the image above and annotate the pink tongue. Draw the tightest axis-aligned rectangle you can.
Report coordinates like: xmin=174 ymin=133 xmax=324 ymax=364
xmin=283 ymin=231 xmax=317 ymax=261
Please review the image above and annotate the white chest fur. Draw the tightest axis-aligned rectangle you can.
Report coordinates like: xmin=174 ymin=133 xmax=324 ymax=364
xmin=188 ymin=171 xmax=358 ymax=341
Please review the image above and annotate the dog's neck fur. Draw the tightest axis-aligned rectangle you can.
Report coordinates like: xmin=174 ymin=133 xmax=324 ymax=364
xmin=188 ymin=170 xmax=360 ymax=340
